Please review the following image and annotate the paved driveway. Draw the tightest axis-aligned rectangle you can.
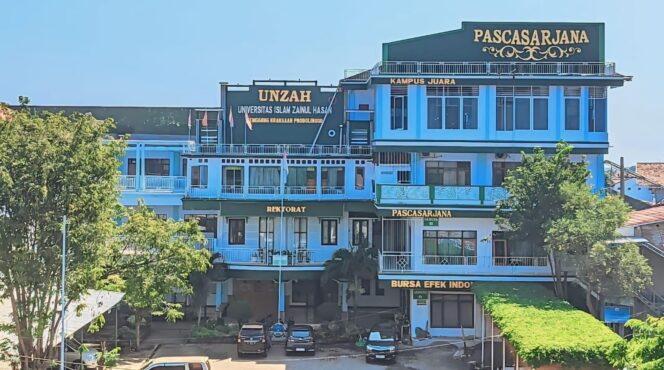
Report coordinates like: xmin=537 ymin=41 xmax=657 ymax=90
xmin=118 ymin=342 xmax=469 ymax=370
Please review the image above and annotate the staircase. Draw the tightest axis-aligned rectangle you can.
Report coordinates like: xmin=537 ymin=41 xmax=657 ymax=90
xmin=637 ymin=242 xmax=664 ymax=316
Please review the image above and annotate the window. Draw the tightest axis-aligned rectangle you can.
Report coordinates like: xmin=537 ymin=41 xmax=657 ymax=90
xmin=374 ymin=280 xmax=385 ymax=296
xmin=397 ymin=171 xmax=411 ymax=184
xmin=294 ymin=217 xmax=307 ymax=249
xmin=496 ymin=86 xmax=549 ymax=131
xmin=287 ymin=167 xmax=316 ymax=192
xmin=145 ymin=158 xmax=170 ymax=176
xmin=492 ymin=231 xmax=547 ymax=261
xmin=127 ymin=158 xmax=137 ymax=176
xmin=425 ymin=161 xmax=470 ymax=186
xmin=492 ymin=162 xmax=520 ymax=186
xmin=355 ymin=167 xmax=365 ymax=190
xmin=322 ymin=167 xmax=344 ymax=192
xmin=188 ymin=364 xmax=204 ymax=370
xmin=423 ymin=230 xmax=477 ymax=264
xmin=588 ymin=87 xmax=607 ymax=132
xmin=182 ymin=158 xmax=187 ymax=177
xmin=321 ymin=219 xmax=338 ymax=245
xmin=390 ymin=87 xmax=408 ymax=130
xmin=430 ymin=294 xmax=474 ymax=328
xmin=224 ymin=166 xmax=243 ymax=192
xmin=361 ymin=279 xmax=371 ymax=296
xmin=258 ymin=217 xmax=274 ymax=250
xmin=185 ymin=214 xmax=218 ymax=237
xmin=352 ymin=219 xmax=369 ymax=246
xmin=376 ymin=152 xmax=410 ymax=165
xmin=564 ymin=87 xmax=581 ymax=130
xmin=426 ymin=86 xmax=479 ymax=130
xmin=228 ymin=219 xmax=245 ymax=245
xmin=191 ymin=165 xmax=208 ymax=188
xmin=249 ymin=166 xmax=280 ymax=187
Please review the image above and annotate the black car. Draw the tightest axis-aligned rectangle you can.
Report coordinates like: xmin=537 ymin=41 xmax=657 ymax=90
xmin=237 ymin=324 xmax=270 ymax=357
xmin=365 ymin=323 xmax=398 ymax=363
xmin=285 ymin=325 xmax=316 ymax=355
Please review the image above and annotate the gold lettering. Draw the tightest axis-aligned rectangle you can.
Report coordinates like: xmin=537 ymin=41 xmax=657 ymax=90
xmin=531 ymin=31 xmax=540 ymax=46
xmin=541 ymin=30 xmax=551 ymax=46
xmin=511 ymin=30 xmax=520 ymax=45
xmin=579 ymin=30 xmax=589 ymax=43
xmin=502 ymin=30 xmax=511 ymax=44
xmin=520 ymin=29 xmax=530 ymax=45
xmin=473 ymin=29 xmax=483 ymax=42
xmin=300 ymin=90 xmax=311 ymax=102
xmin=552 ymin=30 xmax=561 ymax=45
xmin=482 ymin=30 xmax=492 ymax=43
xmin=559 ymin=30 xmax=569 ymax=45
xmin=269 ymin=90 xmax=280 ymax=102
xmin=492 ymin=29 xmax=502 ymax=44
xmin=570 ymin=30 xmax=580 ymax=44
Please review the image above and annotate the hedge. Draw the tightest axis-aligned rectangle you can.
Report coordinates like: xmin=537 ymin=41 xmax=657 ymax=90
xmin=473 ymin=282 xmax=621 ymax=368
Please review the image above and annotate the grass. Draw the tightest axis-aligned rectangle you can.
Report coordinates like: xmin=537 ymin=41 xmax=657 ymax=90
xmin=473 ymin=282 xmax=622 ymax=368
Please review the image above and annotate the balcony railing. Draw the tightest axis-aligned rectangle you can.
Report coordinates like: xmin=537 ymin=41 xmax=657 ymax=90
xmin=183 ymin=144 xmax=372 ymax=157
xmin=118 ymin=175 xmax=186 ymax=193
xmin=380 ymin=251 xmax=413 ymax=272
xmin=376 ymin=184 xmax=507 ymax=206
xmin=216 ymin=247 xmax=331 ymax=266
xmin=492 ymin=256 xmax=548 ymax=267
xmin=422 ymin=255 xmax=477 ymax=265
xmin=379 ymin=252 xmax=549 ymax=273
xmin=187 ymin=185 xmax=347 ymax=198
xmin=343 ymin=61 xmax=619 ymax=81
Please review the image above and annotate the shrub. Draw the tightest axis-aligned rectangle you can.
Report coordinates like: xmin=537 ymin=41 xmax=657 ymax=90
xmin=226 ymin=300 xmax=253 ymax=326
xmin=316 ymin=302 xmax=338 ymax=322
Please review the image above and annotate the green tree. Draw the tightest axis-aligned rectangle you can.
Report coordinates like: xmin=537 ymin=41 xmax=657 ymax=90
xmin=0 ymin=106 xmax=124 ymax=370
xmin=321 ymin=243 xmax=378 ymax=319
xmin=188 ymin=253 xmax=226 ymax=326
xmin=104 ymin=203 xmax=210 ymax=348
xmin=607 ymin=316 xmax=664 ymax=370
xmin=496 ymin=143 xmax=589 ymax=297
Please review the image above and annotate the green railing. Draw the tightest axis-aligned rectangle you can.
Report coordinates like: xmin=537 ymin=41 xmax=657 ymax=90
xmin=376 ymin=184 xmax=507 ymax=206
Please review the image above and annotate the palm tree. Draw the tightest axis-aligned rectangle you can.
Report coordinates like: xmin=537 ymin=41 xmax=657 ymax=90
xmin=321 ymin=241 xmax=378 ymax=320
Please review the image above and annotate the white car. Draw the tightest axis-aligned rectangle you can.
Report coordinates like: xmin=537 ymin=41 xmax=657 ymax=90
xmin=140 ymin=356 xmax=211 ymax=370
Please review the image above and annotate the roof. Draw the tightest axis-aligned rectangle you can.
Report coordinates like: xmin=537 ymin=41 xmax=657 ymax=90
xmin=636 ymin=163 xmax=664 ymax=186
xmin=625 ymin=205 xmax=664 ymax=226
xmin=148 ymin=356 xmax=209 ymax=364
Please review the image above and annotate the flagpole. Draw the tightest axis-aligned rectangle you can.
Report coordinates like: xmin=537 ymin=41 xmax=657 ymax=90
xmin=278 ymin=155 xmax=285 ymax=322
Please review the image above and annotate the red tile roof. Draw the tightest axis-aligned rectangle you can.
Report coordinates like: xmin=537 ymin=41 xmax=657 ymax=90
xmin=625 ymin=205 xmax=664 ymax=226
xmin=636 ymin=163 xmax=664 ymax=186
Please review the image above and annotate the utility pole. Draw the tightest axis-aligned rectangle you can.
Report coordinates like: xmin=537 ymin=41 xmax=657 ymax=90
xmin=619 ymin=156 xmax=625 ymax=200
xmin=60 ymin=215 xmax=67 ymax=370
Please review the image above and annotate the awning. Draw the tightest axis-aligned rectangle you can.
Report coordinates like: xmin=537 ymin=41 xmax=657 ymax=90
xmin=183 ymin=200 xmax=376 ymax=217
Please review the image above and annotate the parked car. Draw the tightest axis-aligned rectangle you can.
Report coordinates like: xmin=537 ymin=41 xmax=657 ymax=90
xmin=237 ymin=324 xmax=270 ymax=357
xmin=140 ymin=356 xmax=210 ymax=370
xmin=365 ymin=322 xmax=398 ymax=364
xmin=284 ymin=325 xmax=316 ymax=355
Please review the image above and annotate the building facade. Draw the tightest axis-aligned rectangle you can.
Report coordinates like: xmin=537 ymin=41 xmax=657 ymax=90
xmin=37 ymin=21 xmax=629 ymax=337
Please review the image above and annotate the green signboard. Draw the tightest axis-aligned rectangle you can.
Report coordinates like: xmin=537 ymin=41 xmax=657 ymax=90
xmin=414 ymin=290 xmax=428 ymax=305
xmin=423 ymin=218 xmax=439 ymax=227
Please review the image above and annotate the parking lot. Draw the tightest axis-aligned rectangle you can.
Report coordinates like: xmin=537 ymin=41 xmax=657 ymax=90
xmin=118 ymin=341 xmax=470 ymax=370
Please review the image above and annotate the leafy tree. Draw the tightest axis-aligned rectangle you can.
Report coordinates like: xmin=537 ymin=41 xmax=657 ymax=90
xmin=0 ymin=106 xmax=123 ymax=370
xmin=577 ymin=243 xmax=652 ymax=318
xmin=496 ymin=143 xmax=589 ymax=297
xmin=321 ymin=243 xmax=378 ymax=319
xmin=607 ymin=316 xmax=664 ymax=370
xmin=188 ymin=253 xmax=226 ymax=325
xmin=103 ymin=203 xmax=210 ymax=348
xmin=226 ymin=300 xmax=253 ymax=327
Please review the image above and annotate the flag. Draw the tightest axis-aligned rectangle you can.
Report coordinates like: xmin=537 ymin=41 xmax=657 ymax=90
xmin=244 ymin=112 xmax=253 ymax=131
xmin=202 ymin=111 xmax=208 ymax=127
xmin=217 ymin=109 xmax=221 ymax=127
xmin=282 ymin=150 xmax=289 ymax=176
xmin=229 ymin=106 xmax=234 ymax=128
xmin=187 ymin=110 xmax=192 ymax=129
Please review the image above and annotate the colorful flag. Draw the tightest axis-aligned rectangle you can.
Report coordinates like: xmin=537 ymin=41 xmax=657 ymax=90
xmin=187 ymin=110 xmax=192 ymax=129
xmin=201 ymin=111 xmax=208 ymax=127
xmin=229 ymin=106 xmax=234 ymax=128
xmin=244 ymin=112 xmax=253 ymax=131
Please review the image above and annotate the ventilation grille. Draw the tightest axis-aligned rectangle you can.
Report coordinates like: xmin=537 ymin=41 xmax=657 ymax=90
xmin=497 ymin=86 xmax=549 ymax=97
xmin=426 ymin=86 xmax=479 ymax=97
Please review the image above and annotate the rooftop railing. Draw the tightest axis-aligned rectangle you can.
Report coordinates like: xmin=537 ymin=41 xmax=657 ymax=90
xmin=183 ymin=144 xmax=372 ymax=157
xmin=343 ymin=61 xmax=618 ymax=81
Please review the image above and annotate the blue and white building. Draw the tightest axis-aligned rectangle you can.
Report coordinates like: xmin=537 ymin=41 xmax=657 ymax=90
xmin=36 ymin=21 xmax=629 ymax=337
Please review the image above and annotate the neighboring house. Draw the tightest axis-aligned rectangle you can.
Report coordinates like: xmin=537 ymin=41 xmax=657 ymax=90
xmin=618 ymin=206 xmax=664 ymax=316
xmin=28 ymin=21 xmax=631 ymax=338
xmin=609 ymin=162 xmax=664 ymax=205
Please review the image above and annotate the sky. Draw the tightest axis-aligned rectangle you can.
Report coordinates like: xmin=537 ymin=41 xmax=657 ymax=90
xmin=1 ymin=0 xmax=662 ymax=165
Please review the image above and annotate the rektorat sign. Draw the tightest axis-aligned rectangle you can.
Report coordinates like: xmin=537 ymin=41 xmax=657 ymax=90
xmin=390 ymin=280 xmax=473 ymax=290
xmin=266 ymin=205 xmax=307 ymax=213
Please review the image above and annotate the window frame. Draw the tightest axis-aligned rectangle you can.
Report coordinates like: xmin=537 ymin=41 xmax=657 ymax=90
xmin=491 ymin=161 xmax=520 ymax=186
xmin=352 ymin=219 xmax=369 ymax=246
xmin=496 ymin=87 xmax=549 ymax=131
xmin=321 ymin=219 xmax=338 ymax=246
xmin=424 ymin=161 xmax=471 ymax=186
xmin=144 ymin=158 xmax=171 ymax=176
xmin=422 ymin=230 xmax=477 ymax=258
xmin=390 ymin=95 xmax=408 ymax=130
xmin=354 ymin=166 xmax=365 ymax=190
xmin=294 ymin=217 xmax=307 ymax=250
xmin=430 ymin=293 xmax=474 ymax=329
xmin=191 ymin=165 xmax=209 ymax=188
xmin=258 ymin=217 xmax=274 ymax=250
xmin=228 ymin=218 xmax=246 ymax=245
xmin=426 ymin=86 xmax=479 ymax=130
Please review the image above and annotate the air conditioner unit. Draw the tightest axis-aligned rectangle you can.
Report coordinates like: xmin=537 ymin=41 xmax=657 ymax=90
xmin=495 ymin=153 xmax=508 ymax=159
xmin=422 ymin=152 xmax=436 ymax=158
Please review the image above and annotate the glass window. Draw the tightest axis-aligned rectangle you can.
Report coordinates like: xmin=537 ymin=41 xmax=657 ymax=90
xmin=294 ymin=217 xmax=307 ymax=249
xmin=496 ymin=97 xmax=514 ymax=131
xmin=422 ymin=230 xmax=477 ymax=258
xmin=224 ymin=166 xmax=243 ymax=192
xmin=127 ymin=158 xmax=137 ymax=176
xmin=185 ymin=214 xmax=218 ymax=237
xmin=321 ymin=219 xmax=338 ymax=245
xmin=514 ymin=98 xmax=530 ymax=130
xmin=352 ymin=219 xmax=369 ymax=246
xmin=286 ymin=166 xmax=316 ymax=193
xmin=258 ymin=217 xmax=274 ymax=250
xmin=565 ymin=98 xmax=580 ymax=130
xmin=425 ymin=161 xmax=470 ymax=186
xmin=492 ymin=162 xmax=520 ymax=186
xmin=589 ymin=97 xmax=607 ymax=132
xmin=228 ymin=218 xmax=245 ymax=245
xmin=355 ymin=167 xmax=365 ymax=190
xmin=249 ymin=167 xmax=280 ymax=187
xmin=182 ymin=158 xmax=187 ymax=177
xmin=361 ymin=279 xmax=371 ymax=296
xmin=322 ymin=167 xmax=344 ymax=189
xmin=427 ymin=97 xmax=442 ymax=129
xmin=191 ymin=166 xmax=208 ymax=187
xmin=145 ymin=159 xmax=170 ymax=176
xmin=445 ymin=98 xmax=460 ymax=129
xmin=533 ymin=98 xmax=548 ymax=130
xmin=397 ymin=171 xmax=411 ymax=184
xmin=430 ymin=294 xmax=474 ymax=328
xmin=390 ymin=96 xmax=408 ymax=130
xmin=463 ymin=98 xmax=478 ymax=129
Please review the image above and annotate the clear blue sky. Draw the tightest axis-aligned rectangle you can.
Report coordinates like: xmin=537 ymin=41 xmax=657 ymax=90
xmin=1 ymin=0 xmax=662 ymax=164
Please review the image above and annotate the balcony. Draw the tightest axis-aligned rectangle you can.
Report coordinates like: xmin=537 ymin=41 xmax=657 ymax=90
xmin=376 ymin=184 xmax=507 ymax=206
xmin=343 ymin=61 xmax=619 ymax=82
xmin=118 ymin=175 xmax=186 ymax=193
xmin=379 ymin=252 xmax=549 ymax=275
xmin=183 ymin=144 xmax=371 ymax=157
xmin=216 ymin=247 xmax=334 ymax=266
xmin=187 ymin=185 xmax=348 ymax=200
